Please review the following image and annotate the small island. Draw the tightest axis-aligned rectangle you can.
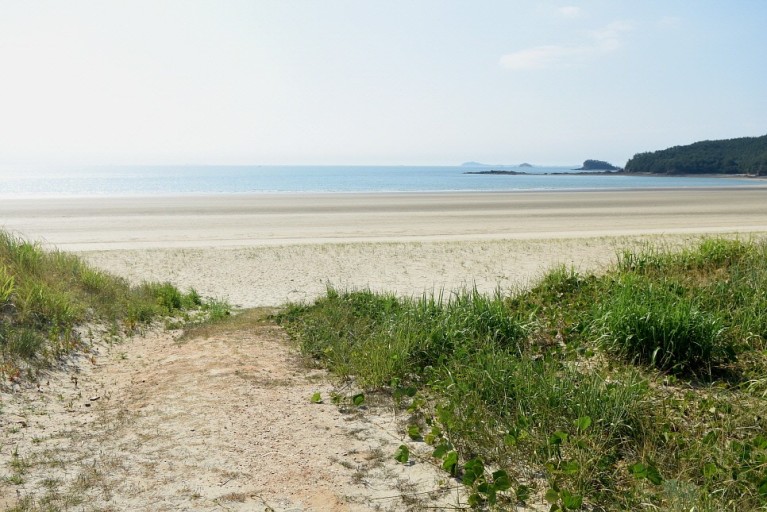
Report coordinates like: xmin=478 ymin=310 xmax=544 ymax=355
xmin=464 ymin=169 xmax=530 ymax=175
xmin=575 ymin=159 xmax=621 ymax=171
xmin=460 ymin=162 xmax=535 ymax=168
xmin=464 ymin=159 xmax=624 ymax=176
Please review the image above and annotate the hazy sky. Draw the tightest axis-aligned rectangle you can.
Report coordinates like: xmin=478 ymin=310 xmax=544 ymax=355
xmin=1 ymin=1 xmax=765 ymax=166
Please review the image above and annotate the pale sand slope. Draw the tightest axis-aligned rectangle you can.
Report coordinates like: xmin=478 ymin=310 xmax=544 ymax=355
xmin=0 ymin=316 xmax=473 ymax=511
xmin=76 ymin=237 xmax=706 ymax=308
xmin=2 ymin=189 xmax=766 ymax=306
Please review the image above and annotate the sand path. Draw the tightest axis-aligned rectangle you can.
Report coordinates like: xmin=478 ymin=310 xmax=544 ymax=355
xmin=0 ymin=313 xmax=482 ymax=511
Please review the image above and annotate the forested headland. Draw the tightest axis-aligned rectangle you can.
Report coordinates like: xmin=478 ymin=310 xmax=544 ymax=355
xmin=625 ymin=134 xmax=767 ymax=176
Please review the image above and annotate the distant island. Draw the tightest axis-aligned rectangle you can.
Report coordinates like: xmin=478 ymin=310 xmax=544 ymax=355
xmin=465 ymin=168 xmax=624 ymax=176
xmin=460 ymin=161 xmax=535 ymax=168
xmin=575 ymin=159 xmax=621 ymax=171
xmin=625 ymin=134 xmax=767 ymax=176
xmin=465 ymin=159 xmax=623 ymax=176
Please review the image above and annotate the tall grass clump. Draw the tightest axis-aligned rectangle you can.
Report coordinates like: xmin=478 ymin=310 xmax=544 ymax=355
xmin=0 ymin=230 xmax=212 ymax=380
xmin=281 ymin=237 xmax=767 ymax=511
xmin=281 ymin=287 xmax=527 ymax=388
xmin=594 ymin=274 xmax=733 ymax=376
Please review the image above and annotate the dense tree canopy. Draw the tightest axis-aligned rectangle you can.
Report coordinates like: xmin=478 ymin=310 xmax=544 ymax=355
xmin=577 ymin=159 xmax=620 ymax=171
xmin=625 ymin=135 xmax=767 ymax=176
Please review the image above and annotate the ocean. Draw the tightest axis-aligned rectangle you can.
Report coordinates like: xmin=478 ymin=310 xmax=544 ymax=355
xmin=0 ymin=165 xmax=761 ymax=198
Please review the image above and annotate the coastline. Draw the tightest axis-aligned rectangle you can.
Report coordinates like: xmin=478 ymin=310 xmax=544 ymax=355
xmin=2 ymin=188 xmax=766 ymax=307
xmin=465 ymin=169 xmax=767 ymax=180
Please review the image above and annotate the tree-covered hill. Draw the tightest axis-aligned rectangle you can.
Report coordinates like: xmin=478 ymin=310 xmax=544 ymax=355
xmin=625 ymin=134 xmax=767 ymax=176
xmin=576 ymin=159 xmax=620 ymax=171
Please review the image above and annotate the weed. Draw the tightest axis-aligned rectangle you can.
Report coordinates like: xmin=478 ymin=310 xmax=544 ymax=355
xmin=594 ymin=274 xmax=734 ymax=376
xmin=0 ymin=229 xmax=218 ymax=382
xmin=281 ymin=237 xmax=767 ymax=511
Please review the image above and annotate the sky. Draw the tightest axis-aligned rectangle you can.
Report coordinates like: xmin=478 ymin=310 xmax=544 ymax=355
xmin=0 ymin=1 xmax=765 ymax=166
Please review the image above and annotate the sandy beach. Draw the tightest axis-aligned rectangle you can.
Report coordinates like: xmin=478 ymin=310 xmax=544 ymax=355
xmin=2 ymin=188 xmax=766 ymax=307
xmin=4 ymin=190 xmax=766 ymax=510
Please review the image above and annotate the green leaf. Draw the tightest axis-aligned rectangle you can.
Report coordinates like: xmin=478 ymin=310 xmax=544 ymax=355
xmin=393 ymin=445 xmax=410 ymax=463
xmin=561 ymin=460 xmax=580 ymax=475
xmin=432 ymin=443 xmax=450 ymax=459
xmin=544 ymin=488 xmax=560 ymax=504
xmin=442 ymin=450 xmax=458 ymax=475
xmin=310 ymin=392 xmax=323 ymax=404
xmin=549 ymin=431 xmax=568 ymax=445
xmin=645 ymin=465 xmax=663 ymax=485
xmin=403 ymin=386 xmax=417 ymax=397
xmin=352 ymin=393 xmax=365 ymax=406
xmin=492 ymin=469 xmax=511 ymax=491
xmin=632 ymin=462 xmax=662 ymax=485
xmin=630 ymin=462 xmax=648 ymax=478
xmin=463 ymin=458 xmax=484 ymax=486
xmin=560 ymin=489 xmax=583 ymax=509
xmin=758 ymin=477 xmax=767 ymax=497
xmin=573 ymin=416 xmax=592 ymax=432
xmin=703 ymin=462 xmax=719 ymax=480
xmin=424 ymin=426 xmax=441 ymax=445
xmin=407 ymin=424 xmax=422 ymax=440
xmin=486 ymin=486 xmax=498 ymax=505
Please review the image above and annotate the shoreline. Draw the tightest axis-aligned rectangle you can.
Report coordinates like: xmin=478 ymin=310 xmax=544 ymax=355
xmin=2 ymin=188 xmax=765 ymax=307
xmin=465 ymin=170 xmax=767 ymax=180
xmin=1 ymin=177 xmax=767 ymax=202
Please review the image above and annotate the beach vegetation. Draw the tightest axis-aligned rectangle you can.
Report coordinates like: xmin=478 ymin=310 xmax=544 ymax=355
xmin=279 ymin=237 xmax=767 ymax=511
xmin=0 ymin=230 xmax=220 ymax=382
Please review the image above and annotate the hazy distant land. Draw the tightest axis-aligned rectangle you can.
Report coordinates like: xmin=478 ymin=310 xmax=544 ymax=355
xmin=465 ymin=159 xmax=623 ymax=176
xmin=465 ymin=133 xmax=767 ymax=177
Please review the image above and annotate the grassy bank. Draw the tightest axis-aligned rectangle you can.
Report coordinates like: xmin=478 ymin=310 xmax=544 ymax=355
xmin=279 ymin=238 xmax=767 ymax=511
xmin=0 ymin=231 xmax=224 ymax=383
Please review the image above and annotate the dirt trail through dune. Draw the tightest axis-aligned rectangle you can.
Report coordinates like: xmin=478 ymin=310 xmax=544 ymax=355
xmin=1 ymin=313 xmax=473 ymax=511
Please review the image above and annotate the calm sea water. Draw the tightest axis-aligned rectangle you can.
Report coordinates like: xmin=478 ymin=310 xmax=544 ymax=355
xmin=0 ymin=165 xmax=761 ymax=198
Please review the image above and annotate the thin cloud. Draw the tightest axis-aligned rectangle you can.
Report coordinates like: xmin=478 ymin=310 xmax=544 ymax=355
xmin=499 ymin=45 xmax=583 ymax=70
xmin=657 ymin=16 xmax=681 ymax=29
xmin=499 ymin=20 xmax=633 ymax=70
xmin=557 ymin=6 xmax=582 ymax=19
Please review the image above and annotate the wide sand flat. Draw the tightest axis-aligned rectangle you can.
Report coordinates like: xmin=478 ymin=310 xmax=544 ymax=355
xmin=2 ymin=189 xmax=766 ymax=306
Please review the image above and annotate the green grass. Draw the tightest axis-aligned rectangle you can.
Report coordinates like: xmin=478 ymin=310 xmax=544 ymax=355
xmin=0 ymin=230 xmax=223 ymax=381
xmin=279 ymin=237 xmax=767 ymax=511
